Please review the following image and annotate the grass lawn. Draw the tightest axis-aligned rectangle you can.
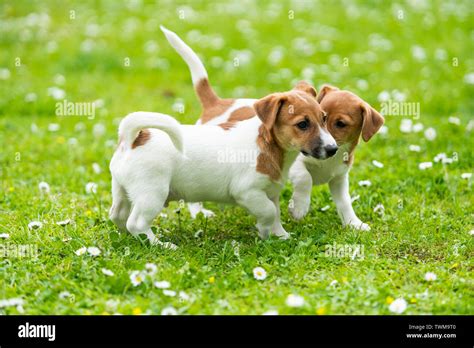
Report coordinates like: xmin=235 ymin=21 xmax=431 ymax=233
xmin=0 ymin=0 xmax=473 ymax=315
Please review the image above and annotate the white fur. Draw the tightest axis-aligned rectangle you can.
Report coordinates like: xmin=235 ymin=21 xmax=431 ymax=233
xmin=160 ymin=26 xmax=207 ymax=86
xmin=110 ymin=112 xmax=298 ymax=245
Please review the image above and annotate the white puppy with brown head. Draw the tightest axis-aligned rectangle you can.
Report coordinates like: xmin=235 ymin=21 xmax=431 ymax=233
xmin=109 ymin=86 xmax=336 ymax=246
xmin=161 ymin=26 xmax=383 ymax=230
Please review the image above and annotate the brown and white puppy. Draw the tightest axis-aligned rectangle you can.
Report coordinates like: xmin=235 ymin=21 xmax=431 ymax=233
xmin=161 ymin=26 xmax=383 ymax=230
xmin=109 ymin=86 xmax=337 ymax=246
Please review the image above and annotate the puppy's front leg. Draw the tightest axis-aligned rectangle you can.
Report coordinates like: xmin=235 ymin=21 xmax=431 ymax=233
xmin=328 ymin=173 xmax=370 ymax=231
xmin=236 ymin=191 xmax=277 ymax=239
xmin=270 ymin=196 xmax=290 ymax=240
xmin=289 ymin=160 xmax=313 ymax=220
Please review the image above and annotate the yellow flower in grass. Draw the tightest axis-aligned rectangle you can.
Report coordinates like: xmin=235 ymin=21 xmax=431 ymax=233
xmin=85 ymin=210 xmax=92 ymax=217
xmin=316 ymin=307 xmax=327 ymax=315
xmin=208 ymin=276 xmax=215 ymax=284
xmin=8 ymin=187 xmax=14 ymax=192
xmin=410 ymin=298 xmax=417 ymax=304
xmin=386 ymin=296 xmax=394 ymax=304
xmin=132 ymin=307 xmax=142 ymax=315
xmin=56 ymin=136 xmax=65 ymax=144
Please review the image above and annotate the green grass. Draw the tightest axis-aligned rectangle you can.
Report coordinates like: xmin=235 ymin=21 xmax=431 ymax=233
xmin=0 ymin=0 xmax=473 ymax=315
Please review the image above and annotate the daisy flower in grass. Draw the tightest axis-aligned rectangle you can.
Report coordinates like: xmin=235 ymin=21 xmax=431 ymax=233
xmin=38 ymin=181 xmax=50 ymax=194
xmin=87 ymin=247 xmax=101 ymax=256
xmin=102 ymin=268 xmax=114 ymax=277
xmin=75 ymin=247 xmax=87 ymax=256
xmin=56 ymin=219 xmax=71 ymax=226
xmin=424 ymin=127 xmax=436 ymax=141
xmin=154 ymin=281 xmax=170 ymax=289
xmin=424 ymin=272 xmax=437 ymax=281
xmin=28 ymin=221 xmax=43 ymax=230
xmin=130 ymin=271 xmax=145 ymax=287
xmin=163 ymin=290 xmax=176 ymax=297
xmin=253 ymin=267 xmax=267 ymax=280
xmin=0 ymin=233 xmax=10 ymax=239
xmin=358 ymin=180 xmax=372 ymax=187
xmin=418 ymin=162 xmax=432 ymax=170
xmin=461 ymin=173 xmax=472 ymax=180
xmin=388 ymin=298 xmax=407 ymax=314
xmin=262 ymin=310 xmax=279 ymax=315
xmin=409 ymin=145 xmax=421 ymax=152
xmin=85 ymin=182 xmax=98 ymax=194
xmin=372 ymin=160 xmax=384 ymax=168
xmin=145 ymin=263 xmax=157 ymax=275
xmin=161 ymin=306 xmax=178 ymax=315
xmin=286 ymin=294 xmax=305 ymax=308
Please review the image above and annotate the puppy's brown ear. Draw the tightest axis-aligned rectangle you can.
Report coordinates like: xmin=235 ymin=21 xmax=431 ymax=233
xmin=293 ymin=81 xmax=317 ymax=97
xmin=361 ymin=104 xmax=385 ymax=142
xmin=254 ymin=93 xmax=286 ymax=130
xmin=316 ymin=84 xmax=339 ymax=103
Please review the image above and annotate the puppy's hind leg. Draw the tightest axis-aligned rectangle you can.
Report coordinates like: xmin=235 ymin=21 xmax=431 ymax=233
xmin=109 ymin=177 xmax=131 ymax=232
xmin=126 ymin=186 xmax=177 ymax=249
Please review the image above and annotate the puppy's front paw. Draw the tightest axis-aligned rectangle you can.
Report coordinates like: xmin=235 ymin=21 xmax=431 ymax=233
xmin=346 ymin=220 xmax=371 ymax=231
xmin=271 ymin=227 xmax=290 ymax=240
xmin=289 ymin=199 xmax=310 ymax=220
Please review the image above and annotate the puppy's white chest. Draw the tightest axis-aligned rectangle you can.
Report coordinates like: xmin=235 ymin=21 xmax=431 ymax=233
xmin=303 ymin=150 xmax=350 ymax=185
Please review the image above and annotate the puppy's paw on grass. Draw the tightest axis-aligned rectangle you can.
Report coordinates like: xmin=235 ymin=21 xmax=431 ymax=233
xmin=346 ymin=220 xmax=371 ymax=231
xmin=289 ymin=202 xmax=310 ymax=220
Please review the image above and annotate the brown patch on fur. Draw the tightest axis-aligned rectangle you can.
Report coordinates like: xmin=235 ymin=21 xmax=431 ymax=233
xmin=218 ymin=106 xmax=256 ymax=130
xmin=196 ymin=78 xmax=235 ymax=124
xmin=132 ymin=129 xmax=151 ymax=149
xmin=256 ymin=125 xmax=284 ymax=181
xmin=317 ymin=86 xmax=384 ymax=165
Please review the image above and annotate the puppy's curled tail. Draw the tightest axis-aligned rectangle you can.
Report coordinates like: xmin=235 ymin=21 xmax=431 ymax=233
xmin=118 ymin=112 xmax=183 ymax=152
xmin=160 ymin=25 xmax=221 ymax=108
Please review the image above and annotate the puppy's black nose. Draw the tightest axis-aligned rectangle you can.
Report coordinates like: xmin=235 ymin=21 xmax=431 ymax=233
xmin=325 ymin=144 xmax=338 ymax=157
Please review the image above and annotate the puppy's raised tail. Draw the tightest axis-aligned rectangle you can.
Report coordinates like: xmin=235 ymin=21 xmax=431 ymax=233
xmin=118 ymin=112 xmax=183 ymax=152
xmin=160 ymin=25 xmax=221 ymax=108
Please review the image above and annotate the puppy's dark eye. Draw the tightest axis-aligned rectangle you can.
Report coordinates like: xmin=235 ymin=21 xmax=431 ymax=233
xmin=335 ymin=120 xmax=346 ymax=128
xmin=296 ymin=120 xmax=309 ymax=130
xmin=323 ymin=114 xmax=328 ymax=124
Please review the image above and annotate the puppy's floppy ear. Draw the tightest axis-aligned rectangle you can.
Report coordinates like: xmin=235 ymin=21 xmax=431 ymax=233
xmin=316 ymin=84 xmax=339 ymax=103
xmin=254 ymin=93 xmax=286 ymax=130
xmin=293 ymin=81 xmax=317 ymax=97
xmin=361 ymin=103 xmax=384 ymax=142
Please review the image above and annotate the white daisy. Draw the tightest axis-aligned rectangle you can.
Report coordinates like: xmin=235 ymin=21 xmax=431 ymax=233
xmin=418 ymin=162 xmax=432 ymax=170
xmin=469 ymin=229 xmax=474 ymax=236
xmin=85 ymin=182 xmax=98 ymax=194
xmin=145 ymin=263 xmax=158 ymax=275
xmin=178 ymin=291 xmax=190 ymax=302
xmin=399 ymin=119 xmax=412 ymax=133
xmin=388 ymin=298 xmax=407 ymax=314
xmin=38 ymin=181 xmax=50 ymax=194
xmin=102 ymin=268 xmax=114 ymax=276
xmin=320 ymin=205 xmax=330 ymax=212
xmin=464 ymin=73 xmax=474 ymax=84
xmin=56 ymin=219 xmax=71 ymax=226
xmin=378 ymin=125 xmax=388 ymax=135
xmin=47 ymin=87 xmax=66 ymax=100
xmin=161 ymin=306 xmax=178 ymax=315
xmin=358 ymin=180 xmax=372 ymax=187
xmin=467 ymin=120 xmax=474 ymax=132
xmin=262 ymin=310 xmax=279 ymax=315
xmin=74 ymin=247 xmax=87 ymax=256
xmin=163 ymin=290 xmax=177 ymax=297
xmin=434 ymin=153 xmax=447 ymax=163
xmin=253 ymin=267 xmax=267 ymax=280
xmin=448 ymin=116 xmax=461 ymax=126
xmin=154 ymin=281 xmax=170 ymax=289
xmin=329 ymin=280 xmax=338 ymax=287
xmin=424 ymin=127 xmax=437 ymax=141
xmin=28 ymin=221 xmax=43 ymax=230
xmin=372 ymin=160 xmax=384 ymax=168
xmin=0 ymin=233 xmax=10 ymax=239
xmin=93 ymin=123 xmax=106 ymax=138
xmin=373 ymin=204 xmax=385 ymax=215
xmin=424 ymin=272 xmax=437 ymax=281
xmin=48 ymin=123 xmax=60 ymax=132
xmin=409 ymin=145 xmax=421 ymax=152
xmin=412 ymin=123 xmax=424 ymax=133
xmin=87 ymin=247 xmax=101 ymax=256
xmin=377 ymin=90 xmax=391 ymax=102
xmin=59 ymin=291 xmax=72 ymax=299
xmin=130 ymin=271 xmax=145 ymax=286
xmin=92 ymin=163 xmax=101 ymax=174
xmin=0 ymin=68 xmax=11 ymax=80
xmin=25 ymin=93 xmax=37 ymax=103
xmin=351 ymin=195 xmax=360 ymax=203
xmin=285 ymin=294 xmax=305 ymax=308
xmin=461 ymin=173 xmax=472 ymax=179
